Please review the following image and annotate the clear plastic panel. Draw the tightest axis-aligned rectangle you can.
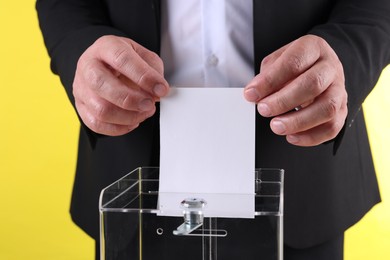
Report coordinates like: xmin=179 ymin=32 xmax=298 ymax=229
xmin=99 ymin=167 xmax=283 ymax=260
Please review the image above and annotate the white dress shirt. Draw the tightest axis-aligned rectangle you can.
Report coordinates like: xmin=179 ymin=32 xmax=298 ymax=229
xmin=160 ymin=0 xmax=254 ymax=88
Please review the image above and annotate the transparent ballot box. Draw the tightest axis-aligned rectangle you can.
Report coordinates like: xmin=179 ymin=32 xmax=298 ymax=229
xmin=99 ymin=167 xmax=284 ymax=260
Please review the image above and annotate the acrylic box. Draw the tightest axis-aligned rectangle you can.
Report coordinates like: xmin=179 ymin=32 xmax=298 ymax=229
xmin=99 ymin=167 xmax=284 ymax=260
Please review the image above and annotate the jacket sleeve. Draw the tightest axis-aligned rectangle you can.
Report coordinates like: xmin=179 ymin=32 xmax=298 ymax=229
xmin=36 ymin=0 xmax=128 ymax=144
xmin=36 ymin=0 xmax=131 ymax=104
xmin=309 ymin=0 xmax=390 ymax=128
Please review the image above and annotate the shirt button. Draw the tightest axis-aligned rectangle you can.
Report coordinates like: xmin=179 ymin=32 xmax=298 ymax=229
xmin=207 ymin=54 xmax=219 ymax=66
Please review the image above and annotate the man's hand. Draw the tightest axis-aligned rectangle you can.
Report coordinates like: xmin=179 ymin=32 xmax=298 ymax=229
xmin=73 ymin=35 xmax=169 ymax=136
xmin=244 ymin=35 xmax=348 ymax=146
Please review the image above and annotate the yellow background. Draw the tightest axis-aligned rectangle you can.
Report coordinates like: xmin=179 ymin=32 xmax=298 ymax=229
xmin=0 ymin=1 xmax=389 ymax=259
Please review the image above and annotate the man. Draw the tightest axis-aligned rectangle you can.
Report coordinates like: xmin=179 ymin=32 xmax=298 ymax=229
xmin=36 ymin=0 xmax=390 ymax=259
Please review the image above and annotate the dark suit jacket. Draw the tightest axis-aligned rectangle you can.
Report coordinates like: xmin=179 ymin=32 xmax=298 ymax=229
xmin=36 ymin=0 xmax=390 ymax=248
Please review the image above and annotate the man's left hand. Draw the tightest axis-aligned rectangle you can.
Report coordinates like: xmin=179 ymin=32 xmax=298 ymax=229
xmin=244 ymin=35 xmax=348 ymax=146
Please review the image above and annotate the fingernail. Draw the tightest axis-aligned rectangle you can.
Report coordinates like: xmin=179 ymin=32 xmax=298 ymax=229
xmin=244 ymin=87 xmax=260 ymax=102
xmin=271 ymin=120 xmax=286 ymax=134
xmin=287 ymin=135 xmax=300 ymax=144
xmin=153 ymin=84 xmax=167 ymax=97
xmin=257 ymin=103 xmax=272 ymax=117
xmin=139 ymin=98 xmax=154 ymax=111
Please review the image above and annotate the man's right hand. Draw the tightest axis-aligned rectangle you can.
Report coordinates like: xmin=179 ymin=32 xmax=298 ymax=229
xmin=73 ymin=35 xmax=169 ymax=136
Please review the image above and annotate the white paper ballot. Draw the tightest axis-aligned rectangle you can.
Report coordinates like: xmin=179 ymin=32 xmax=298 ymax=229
xmin=159 ymin=88 xmax=255 ymax=218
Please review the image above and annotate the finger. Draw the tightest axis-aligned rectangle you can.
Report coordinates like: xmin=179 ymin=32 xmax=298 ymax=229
xmin=258 ymin=60 xmax=335 ymax=117
xmin=83 ymin=94 xmax=156 ymax=126
xmin=79 ymin=59 xmax=155 ymax=112
xmin=74 ymin=72 xmax=156 ymax=127
xmin=269 ymin=83 xmax=347 ymax=136
xmin=75 ymin=96 xmax=156 ymax=136
xmin=94 ymin=36 xmax=169 ymax=98
xmin=75 ymin=100 xmax=136 ymax=136
xmin=244 ymin=37 xmax=321 ymax=102
xmin=285 ymin=104 xmax=347 ymax=146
